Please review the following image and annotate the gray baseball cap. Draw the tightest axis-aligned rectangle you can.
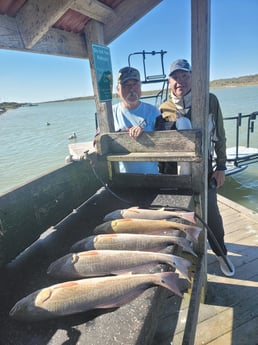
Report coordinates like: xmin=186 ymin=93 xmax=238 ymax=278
xmin=169 ymin=59 xmax=191 ymax=76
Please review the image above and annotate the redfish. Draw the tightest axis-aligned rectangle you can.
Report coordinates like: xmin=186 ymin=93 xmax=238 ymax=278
xmin=47 ymin=250 xmax=191 ymax=281
xmin=9 ymin=272 xmax=183 ymax=321
xmin=94 ymin=218 xmax=201 ymax=243
xmin=71 ymin=233 xmax=197 ymax=256
xmin=104 ymin=207 xmax=195 ymax=224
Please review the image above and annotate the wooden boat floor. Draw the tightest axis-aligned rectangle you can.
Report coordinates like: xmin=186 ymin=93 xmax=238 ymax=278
xmin=152 ymin=194 xmax=258 ymax=345
xmin=0 ymin=187 xmax=194 ymax=345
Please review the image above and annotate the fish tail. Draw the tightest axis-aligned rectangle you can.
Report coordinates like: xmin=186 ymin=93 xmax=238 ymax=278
xmin=155 ymin=272 xmax=183 ymax=297
xmin=166 ymin=255 xmax=191 ymax=281
xmin=185 ymin=226 xmax=202 ymax=242
xmin=175 ymin=238 xmax=197 ymax=257
xmin=181 ymin=212 xmax=196 ymax=224
xmin=183 ymin=244 xmax=198 ymax=257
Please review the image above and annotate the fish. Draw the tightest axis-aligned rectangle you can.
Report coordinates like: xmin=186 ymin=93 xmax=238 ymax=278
xmin=9 ymin=272 xmax=184 ymax=321
xmin=94 ymin=218 xmax=201 ymax=243
xmin=70 ymin=233 xmax=197 ymax=256
xmin=47 ymin=250 xmax=191 ymax=281
xmin=104 ymin=207 xmax=196 ymax=224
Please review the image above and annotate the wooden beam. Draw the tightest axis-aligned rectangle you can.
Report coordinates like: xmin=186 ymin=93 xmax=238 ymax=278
xmin=31 ymin=28 xmax=87 ymax=58
xmin=0 ymin=15 xmax=24 ymax=50
xmin=0 ymin=1 xmax=163 ymax=56
xmin=182 ymin=254 xmax=206 ymax=345
xmin=16 ymin=0 xmax=74 ymax=48
xmin=96 ymin=130 xmax=202 ymax=157
xmin=191 ymin=0 xmax=210 ymax=129
xmin=71 ymin=0 xmax=116 ymax=24
xmin=106 ymin=152 xmax=201 ymax=162
xmin=0 ymin=14 xmax=87 ymax=58
xmin=110 ymin=173 xmax=193 ymax=190
xmin=103 ymin=0 xmax=163 ymax=44
xmin=84 ymin=20 xmax=114 ymax=133
xmin=189 ymin=1 xmax=210 ymax=340
xmin=191 ymin=0 xmax=210 ymax=216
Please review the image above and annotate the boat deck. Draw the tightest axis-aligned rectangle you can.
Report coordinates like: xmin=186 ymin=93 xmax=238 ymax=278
xmin=153 ymin=194 xmax=258 ymax=345
xmin=1 ymin=188 xmax=258 ymax=345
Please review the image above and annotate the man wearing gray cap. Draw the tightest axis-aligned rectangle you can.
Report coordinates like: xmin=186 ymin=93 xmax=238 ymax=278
xmin=113 ymin=66 xmax=160 ymax=174
xmin=157 ymin=59 xmax=235 ymax=277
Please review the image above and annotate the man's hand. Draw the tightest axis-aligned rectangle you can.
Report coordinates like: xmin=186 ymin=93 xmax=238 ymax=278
xmin=212 ymin=170 xmax=225 ymax=188
xmin=128 ymin=125 xmax=143 ymax=139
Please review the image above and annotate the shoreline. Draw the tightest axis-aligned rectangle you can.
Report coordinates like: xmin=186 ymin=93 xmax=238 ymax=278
xmin=210 ymin=81 xmax=258 ymax=89
xmin=1 ymin=81 xmax=258 ymax=112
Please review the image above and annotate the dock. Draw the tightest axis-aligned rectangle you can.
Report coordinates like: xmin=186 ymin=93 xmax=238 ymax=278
xmin=153 ymin=194 xmax=258 ymax=345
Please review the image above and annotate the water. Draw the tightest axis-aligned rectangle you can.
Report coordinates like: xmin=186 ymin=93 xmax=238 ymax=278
xmin=0 ymin=100 xmax=97 ymax=193
xmin=1 ymin=86 xmax=258 ymax=212
xmin=211 ymin=86 xmax=258 ymax=213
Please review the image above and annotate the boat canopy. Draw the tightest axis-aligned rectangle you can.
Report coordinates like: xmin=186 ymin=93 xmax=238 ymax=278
xmin=0 ymin=0 xmax=162 ymax=58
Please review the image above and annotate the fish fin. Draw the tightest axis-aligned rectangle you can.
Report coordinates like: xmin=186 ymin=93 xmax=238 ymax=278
xmin=155 ymin=272 xmax=184 ymax=297
xmin=185 ymin=226 xmax=202 ymax=242
xmin=178 ymin=238 xmax=198 ymax=257
xmin=158 ymin=207 xmax=166 ymax=211
xmin=167 ymin=212 xmax=196 ymax=224
xmin=181 ymin=212 xmax=196 ymax=224
xmin=167 ymin=255 xmax=191 ymax=282
xmin=164 ymin=222 xmax=201 ymax=242
xmin=174 ymin=265 xmax=191 ymax=282
xmin=182 ymin=245 xmax=197 ymax=257
xmin=166 ymin=213 xmax=196 ymax=224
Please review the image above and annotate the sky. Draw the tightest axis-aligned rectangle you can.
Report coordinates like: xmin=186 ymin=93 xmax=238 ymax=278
xmin=0 ymin=0 xmax=258 ymax=103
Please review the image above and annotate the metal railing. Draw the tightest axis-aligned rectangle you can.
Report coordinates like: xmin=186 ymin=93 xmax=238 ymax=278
xmin=224 ymin=111 xmax=258 ymax=167
xmin=128 ymin=50 xmax=169 ymax=106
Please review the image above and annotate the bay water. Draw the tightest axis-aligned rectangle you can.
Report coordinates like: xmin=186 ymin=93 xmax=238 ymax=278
xmin=0 ymin=85 xmax=258 ymax=212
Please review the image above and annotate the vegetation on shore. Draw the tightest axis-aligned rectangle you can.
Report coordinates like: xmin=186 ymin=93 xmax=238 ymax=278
xmin=0 ymin=102 xmax=24 ymax=113
xmin=210 ymin=74 xmax=258 ymax=88
xmin=1 ymin=74 xmax=258 ymax=111
xmin=0 ymin=101 xmax=32 ymax=114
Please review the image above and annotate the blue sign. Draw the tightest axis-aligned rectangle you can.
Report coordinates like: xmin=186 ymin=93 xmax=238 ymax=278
xmin=92 ymin=44 xmax=113 ymax=102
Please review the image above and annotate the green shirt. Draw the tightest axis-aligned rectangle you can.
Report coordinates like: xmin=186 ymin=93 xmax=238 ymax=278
xmin=158 ymin=92 xmax=227 ymax=169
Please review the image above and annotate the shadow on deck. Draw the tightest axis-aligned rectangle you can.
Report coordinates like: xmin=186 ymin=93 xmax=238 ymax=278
xmin=193 ymin=196 xmax=258 ymax=345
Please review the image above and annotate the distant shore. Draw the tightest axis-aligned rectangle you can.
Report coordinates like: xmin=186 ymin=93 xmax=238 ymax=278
xmin=210 ymin=73 xmax=258 ymax=89
xmin=0 ymin=102 xmax=38 ymax=115
xmin=1 ymin=74 xmax=258 ymax=112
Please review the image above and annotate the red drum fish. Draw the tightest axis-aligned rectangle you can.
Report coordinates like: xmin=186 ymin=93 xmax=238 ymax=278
xmin=104 ymin=207 xmax=195 ymax=224
xmin=94 ymin=218 xmax=201 ymax=243
xmin=9 ymin=272 xmax=184 ymax=321
xmin=71 ymin=233 xmax=197 ymax=256
xmin=47 ymin=250 xmax=191 ymax=281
